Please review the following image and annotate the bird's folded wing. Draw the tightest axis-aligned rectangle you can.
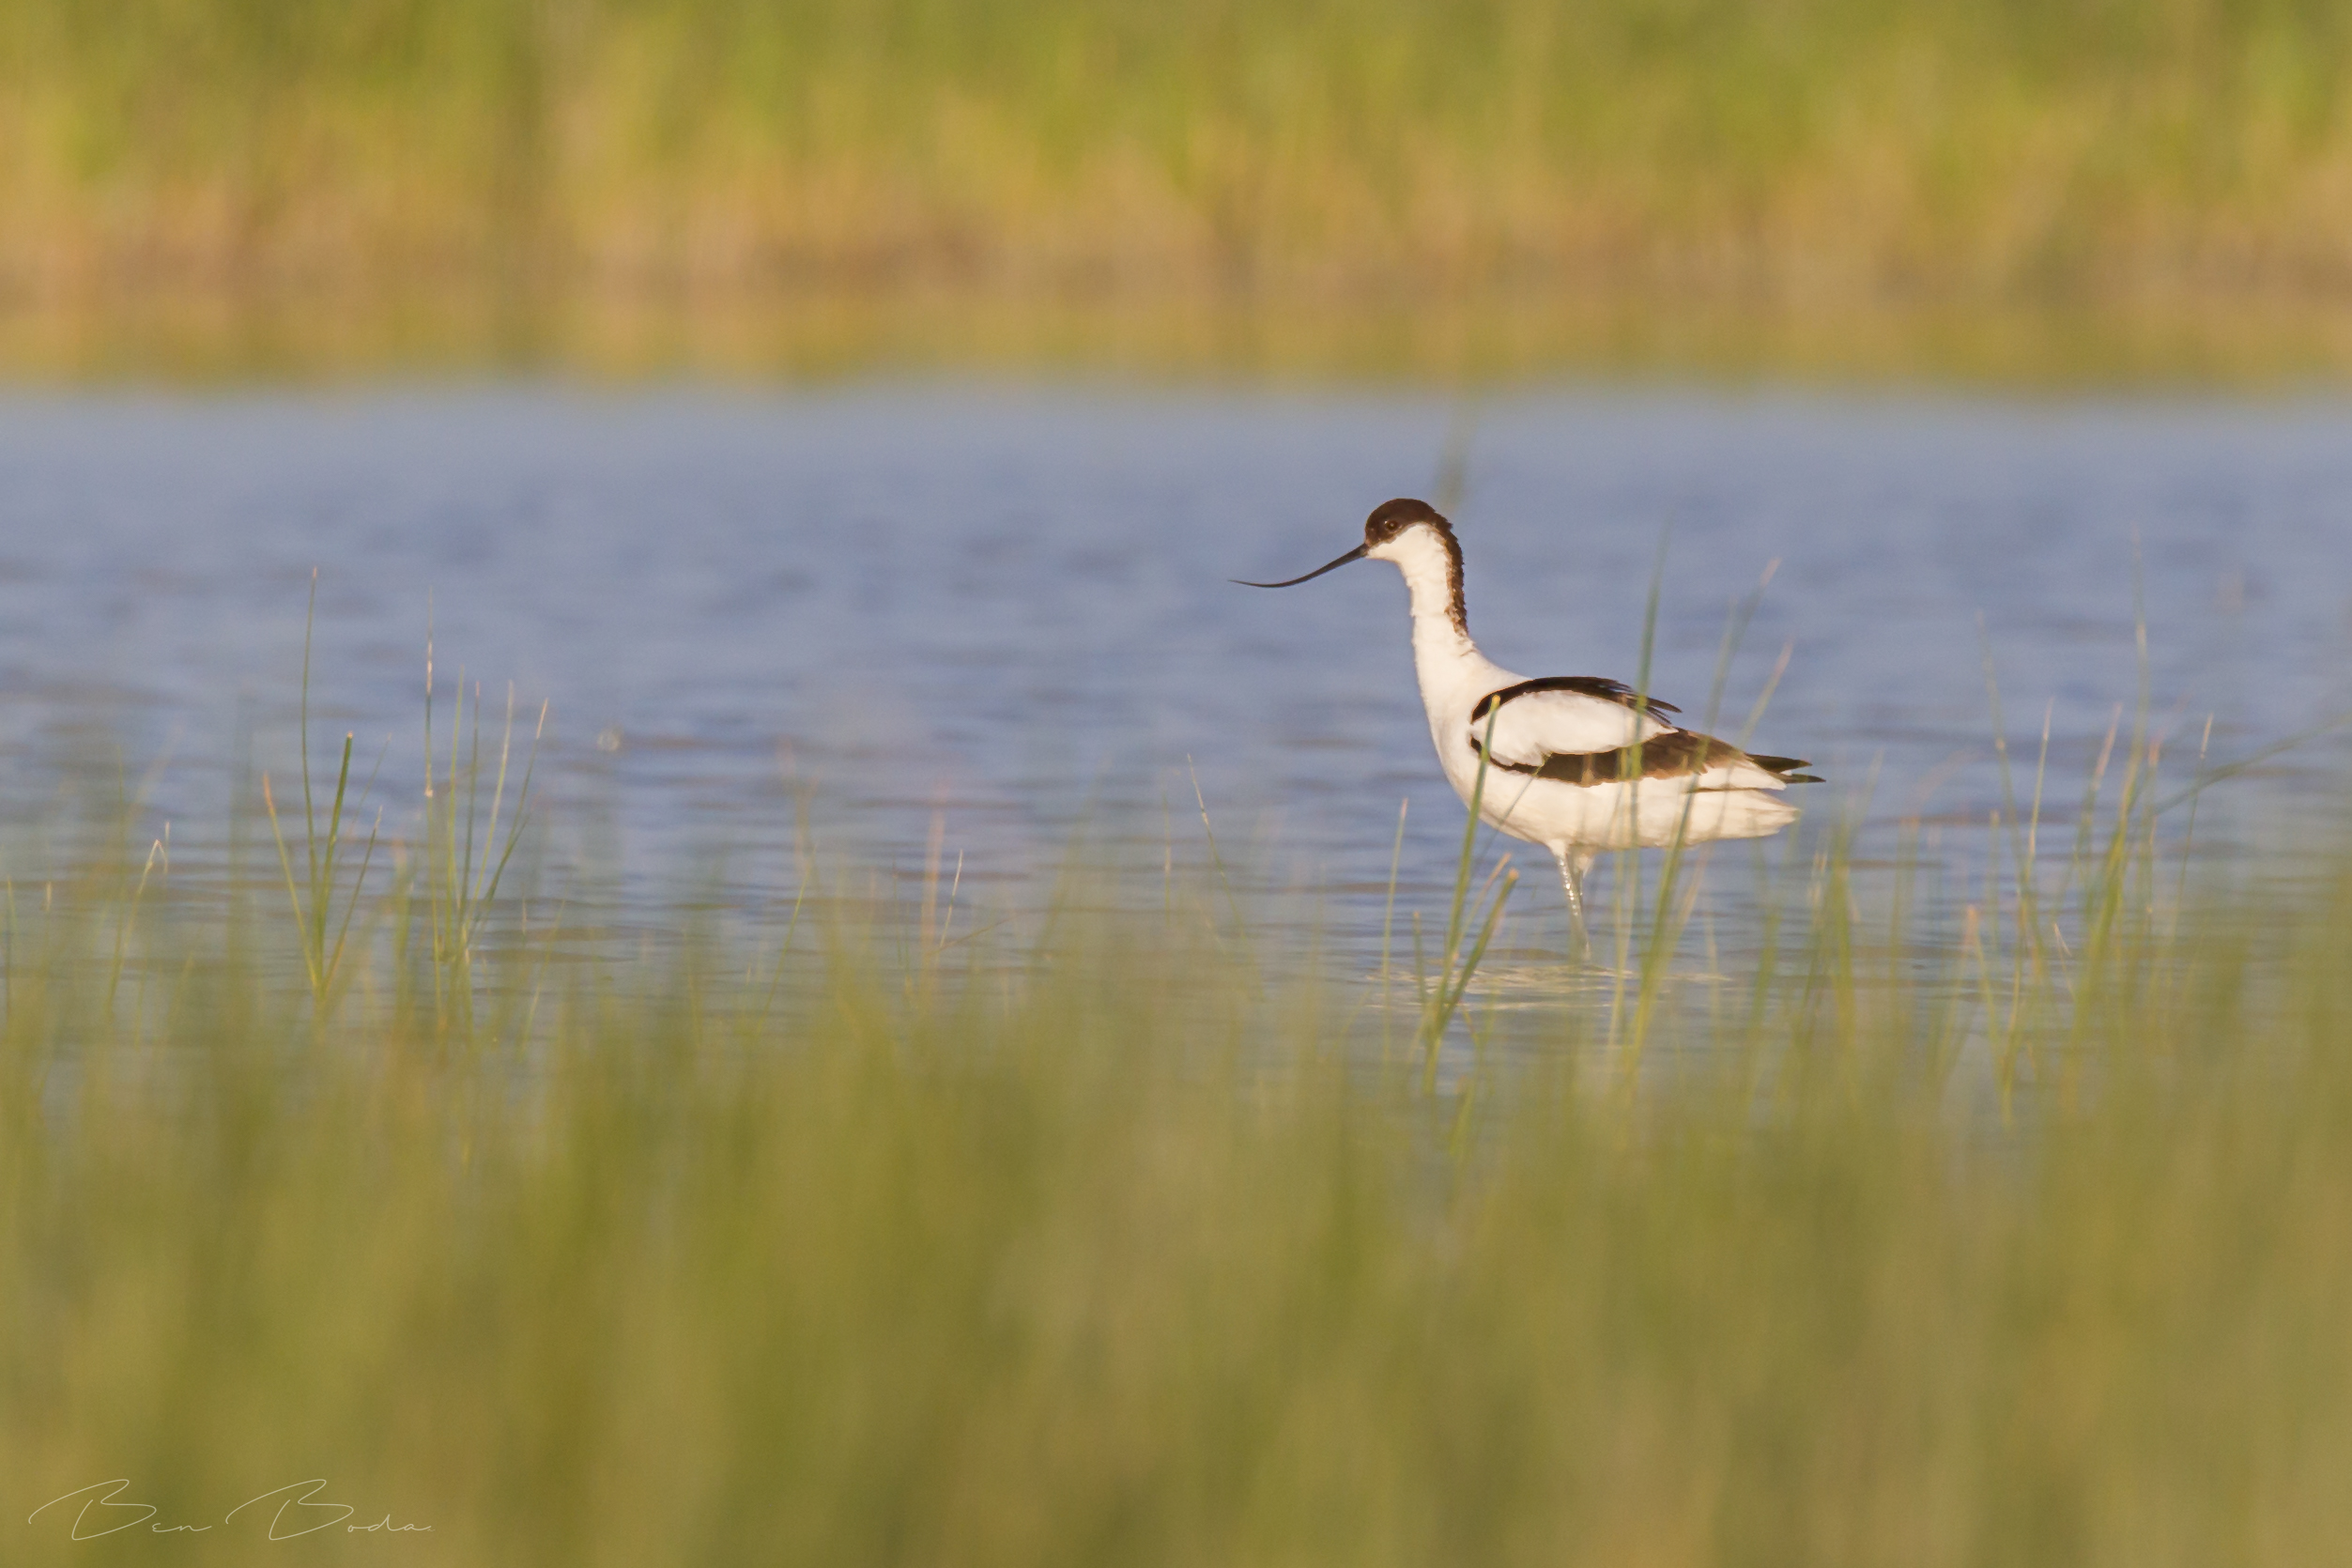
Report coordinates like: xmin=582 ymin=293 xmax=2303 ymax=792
xmin=1476 ymin=686 xmax=1670 ymax=769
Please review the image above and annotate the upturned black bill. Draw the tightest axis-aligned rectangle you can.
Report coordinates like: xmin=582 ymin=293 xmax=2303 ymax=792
xmin=1231 ymin=544 xmax=1368 ymax=588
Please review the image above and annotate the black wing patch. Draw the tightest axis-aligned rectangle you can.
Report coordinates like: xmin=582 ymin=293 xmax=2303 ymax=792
xmin=1474 ymin=728 xmax=1740 ymax=785
xmin=1468 ymin=676 xmax=1681 ymax=725
xmin=1467 ymin=677 xmax=1822 ymax=788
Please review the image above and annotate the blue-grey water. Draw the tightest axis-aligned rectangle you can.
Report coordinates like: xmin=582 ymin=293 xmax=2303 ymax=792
xmin=1 ymin=386 xmax=2347 ymax=966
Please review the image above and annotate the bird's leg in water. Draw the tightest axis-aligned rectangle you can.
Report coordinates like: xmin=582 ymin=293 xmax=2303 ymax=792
xmin=1555 ymin=849 xmax=1593 ymax=963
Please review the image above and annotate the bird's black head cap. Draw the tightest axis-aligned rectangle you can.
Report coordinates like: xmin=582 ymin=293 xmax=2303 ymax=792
xmin=1364 ymin=497 xmax=1451 ymax=547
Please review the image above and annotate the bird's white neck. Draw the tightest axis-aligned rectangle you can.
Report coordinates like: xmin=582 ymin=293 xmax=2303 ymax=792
xmin=1378 ymin=530 xmax=1470 ymax=653
xmin=1377 ymin=529 xmax=1501 ymax=722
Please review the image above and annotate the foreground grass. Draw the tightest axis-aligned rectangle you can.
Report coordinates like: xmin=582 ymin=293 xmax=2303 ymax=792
xmin=8 ymin=0 xmax=2352 ymax=324
xmin=5 ymin=775 xmax=2352 ymax=1564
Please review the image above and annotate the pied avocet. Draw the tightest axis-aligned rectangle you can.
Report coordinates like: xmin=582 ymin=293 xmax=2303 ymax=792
xmin=1238 ymin=497 xmax=1819 ymax=944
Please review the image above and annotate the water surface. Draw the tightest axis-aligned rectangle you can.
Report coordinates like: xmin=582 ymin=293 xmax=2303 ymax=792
xmin=1 ymin=386 xmax=2345 ymax=965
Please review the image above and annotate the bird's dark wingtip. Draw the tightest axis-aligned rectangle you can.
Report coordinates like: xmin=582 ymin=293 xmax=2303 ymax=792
xmin=1747 ymin=754 xmax=1823 ymax=784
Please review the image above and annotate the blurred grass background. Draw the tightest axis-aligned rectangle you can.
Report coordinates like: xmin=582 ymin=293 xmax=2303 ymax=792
xmin=8 ymin=0 xmax=2352 ymax=377
xmin=8 ymin=665 xmax=2352 ymax=1563
xmin=8 ymin=812 xmax=2352 ymax=1565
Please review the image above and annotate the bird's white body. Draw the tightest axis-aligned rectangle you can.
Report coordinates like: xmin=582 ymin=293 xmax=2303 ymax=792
xmin=1378 ymin=526 xmax=1801 ymax=857
xmin=1239 ymin=497 xmax=1812 ymax=948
